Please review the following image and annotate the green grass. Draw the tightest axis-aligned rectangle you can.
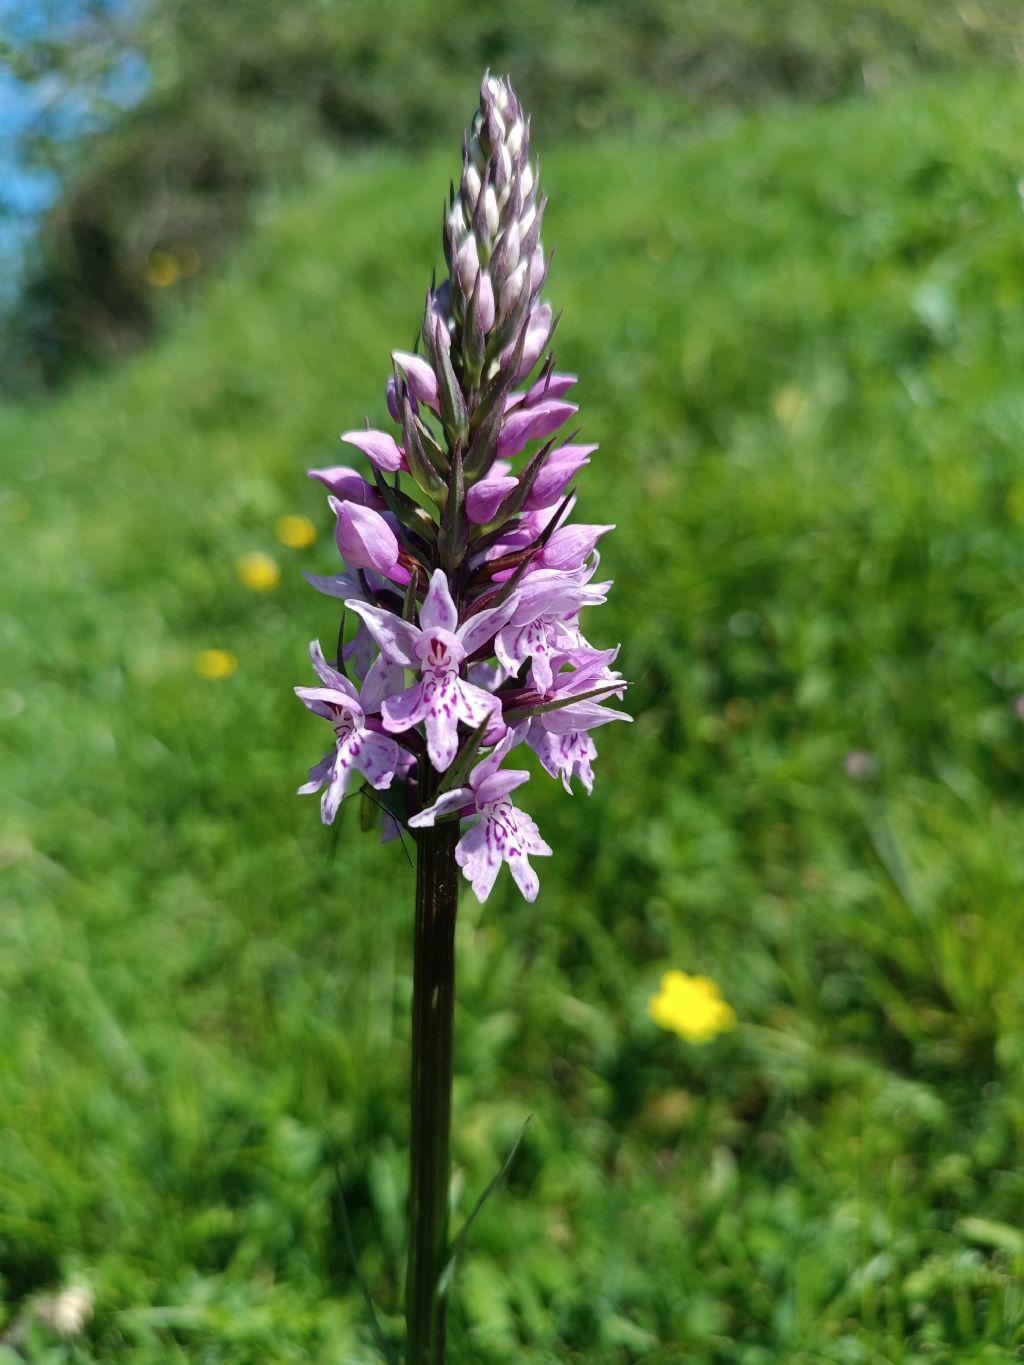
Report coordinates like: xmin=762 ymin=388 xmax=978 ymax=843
xmin=3 ymin=70 xmax=1024 ymax=1362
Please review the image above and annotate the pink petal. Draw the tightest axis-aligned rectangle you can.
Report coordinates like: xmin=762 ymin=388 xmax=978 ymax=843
xmin=408 ymin=788 xmax=473 ymax=829
xmin=381 ymin=683 xmax=429 ymax=733
xmin=496 ymin=399 xmax=577 ymax=461
xmin=538 ymin=523 xmax=614 ymax=572
xmin=346 ymin=600 xmax=421 ymax=668
xmin=341 ymin=428 xmax=405 ymax=473
xmin=420 ymin=568 xmax=458 ymax=634
xmin=308 ymin=466 xmax=384 ymax=508
xmin=466 ymin=475 xmax=519 ymax=525
xmin=353 ymin=731 xmax=400 ymax=790
xmin=392 ymin=351 xmax=439 ymax=408
xmin=455 ymin=820 xmax=502 ymax=903
xmin=308 ymin=640 xmax=358 ymax=699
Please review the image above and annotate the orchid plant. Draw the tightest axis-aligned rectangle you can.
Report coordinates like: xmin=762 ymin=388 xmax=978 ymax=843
xmin=295 ymin=73 xmax=629 ymax=1363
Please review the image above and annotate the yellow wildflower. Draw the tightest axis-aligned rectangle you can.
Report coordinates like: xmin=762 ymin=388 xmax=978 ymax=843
xmin=145 ymin=251 xmax=179 ymax=288
xmin=648 ymin=970 xmax=735 ymax=1043
xmin=275 ymin=514 xmax=316 ymax=549
xmin=195 ymin=649 xmax=237 ymax=680
xmin=237 ymin=551 xmax=280 ymax=591
xmin=772 ymin=384 xmax=804 ymax=426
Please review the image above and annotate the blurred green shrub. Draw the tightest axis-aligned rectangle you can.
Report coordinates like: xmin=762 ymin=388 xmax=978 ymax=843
xmin=4 ymin=0 xmax=1022 ymax=390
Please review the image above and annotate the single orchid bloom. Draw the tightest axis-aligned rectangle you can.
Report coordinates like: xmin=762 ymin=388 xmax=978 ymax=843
xmin=347 ymin=568 xmax=518 ymax=771
xmin=409 ymin=730 xmax=552 ymax=902
xmin=493 ymin=566 xmax=609 ymax=691
xmin=295 ymin=641 xmax=405 ymax=823
xmin=519 ymin=648 xmax=631 ymax=793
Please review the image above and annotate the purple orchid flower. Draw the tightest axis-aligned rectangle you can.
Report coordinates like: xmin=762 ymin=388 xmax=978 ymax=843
xmin=493 ymin=565 xmax=610 ymax=690
xmin=346 ymin=568 xmax=518 ymax=771
xmin=520 ymin=648 xmax=631 ymax=793
xmin=298 ymin=74 xmax=630 ymax=918
xmin=295 ymin=641 xmax=405 ymax=823
xmin=409 ymin=730 xmax=552 ymax=902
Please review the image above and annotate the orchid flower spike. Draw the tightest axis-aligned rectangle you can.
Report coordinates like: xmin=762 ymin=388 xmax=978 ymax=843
xmin=295 ymin=72 xmax=629 ymax=904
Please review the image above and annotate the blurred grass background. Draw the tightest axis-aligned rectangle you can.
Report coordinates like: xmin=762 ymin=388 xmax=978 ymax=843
xmin=3 ymin=2 xmax=1024 ymax=1361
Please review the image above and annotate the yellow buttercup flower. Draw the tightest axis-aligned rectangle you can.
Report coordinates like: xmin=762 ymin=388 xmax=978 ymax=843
xmin=195 ymin=649 xmax=238 ymax=680
xmin=145 ymin=251 xmax=179 ymax=288
xmin=237 ymin=551 xmax=280 ymax=591
xmin=648 ymin=970 xmax=735 ymax=1043
xmin=275 ymin=514 xmax=316 ymax=549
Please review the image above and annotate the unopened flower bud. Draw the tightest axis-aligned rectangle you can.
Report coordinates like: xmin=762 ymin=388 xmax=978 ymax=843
xmin=456 ymin=234 xmax=481 ymax=295
xmin=509 ymin=302 xmax=552 ymax=378
xmin=386 ymin=376 xmax=402 ymax=422
xmin=392 ymin=350 xmax=439 ymax=408
xmin=481 ymin=185 xmax=500 ymax=241
xmin=499 ymin=260 xmax=529 ymax=318
xmin=529 ymin=245 xmax=546 ymax=294
xmin=330 ymin=498 xmax=410 ymax=585
xmin=477 ymin=273 xmax=496 ymax=333
xmin=462 ymin=162 xmax=482 ymax=205
xmin=497 ymin=397 xmax=577 ymax=459
xmin=524 ymin=444 xmax=595 ymax=510
xmin=309 ymin=466 xmax=385 ymax=508
xmin=341 ymin=428 xmax=405 ymax=473
xmin=538 ymin=523 xmax=614 ymax=572
xmin=466 ymin=474 xmax=519 ymax=524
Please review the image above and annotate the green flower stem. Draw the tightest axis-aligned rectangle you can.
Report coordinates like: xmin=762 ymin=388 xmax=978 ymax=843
xmin=405 ymin=763 xmax=460 ymax=1364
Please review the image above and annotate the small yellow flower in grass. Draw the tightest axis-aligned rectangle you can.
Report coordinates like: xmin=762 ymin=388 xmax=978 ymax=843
xmin=275 ymin=514 xmax=316 ymax=549
xmin=772 ymin=384 xmax=804 ymax=426
xmin=649 ymin=970 xmax=736 ymax=1043
xmin=195 ymin=649 xmax=237 ymax=680
xmin=237 ymin=551 xmax=280 ymax=591
xmin=145 ymin=251 xmax=179 ymax=288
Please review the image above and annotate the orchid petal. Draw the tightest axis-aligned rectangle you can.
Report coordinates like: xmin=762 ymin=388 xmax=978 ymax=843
xmin=408 ymin=788 xmax=473 ymax=829
xmin=341 ymin=428 xmax=404 ymax=472
xmin=346 ymin=600 xmax=421 ymax=668
xmin=420 ymin=568 xmax=458 ymax=633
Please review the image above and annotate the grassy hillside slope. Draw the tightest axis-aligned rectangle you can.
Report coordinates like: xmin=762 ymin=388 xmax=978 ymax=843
xmin=2 ymin=74 xmax=1024 ymax=1361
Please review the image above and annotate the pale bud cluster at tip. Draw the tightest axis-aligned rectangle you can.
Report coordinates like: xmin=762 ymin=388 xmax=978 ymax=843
xmin=433 ymin=72 xmax=549 ymax=388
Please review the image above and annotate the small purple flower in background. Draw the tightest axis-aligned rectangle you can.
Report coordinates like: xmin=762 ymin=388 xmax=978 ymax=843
xmin=843 ymin=749 xmax=878 ymax=782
